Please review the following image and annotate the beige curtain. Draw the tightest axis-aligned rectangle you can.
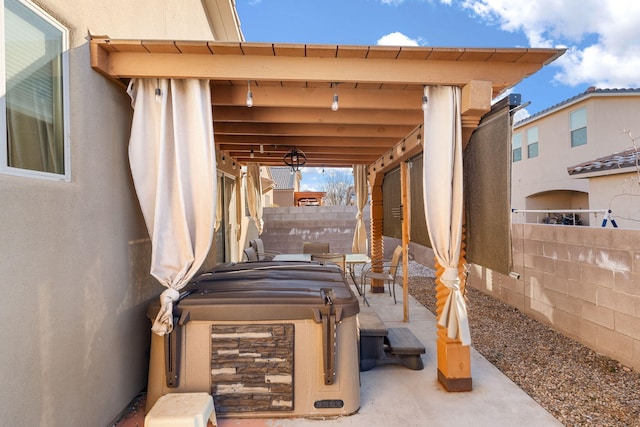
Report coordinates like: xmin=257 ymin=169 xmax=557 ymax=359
xmin=352 ymin=164 xmax=369 ymax=254
xmin=215 ymin=175 xmax=223 ymax=232
xmin=127 ymin=78 xmax=216 ymax=336
xmin=246 ymin=162 xmax=264 ymax=234
xmin=422 ymin=85 xmax=471 ymax=345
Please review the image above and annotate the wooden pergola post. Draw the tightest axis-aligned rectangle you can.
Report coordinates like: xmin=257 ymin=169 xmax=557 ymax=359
xmin=368 ymin=181 xmax=385 ymax=293
xmin=435 ymin=228 xmax=471 ymax=391
xmin=400 ymin=161 xmax=410 ymax=322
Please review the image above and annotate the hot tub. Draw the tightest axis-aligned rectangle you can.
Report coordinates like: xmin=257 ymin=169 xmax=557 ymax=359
xmin=146 ymin=261 xmax=361 ymax=418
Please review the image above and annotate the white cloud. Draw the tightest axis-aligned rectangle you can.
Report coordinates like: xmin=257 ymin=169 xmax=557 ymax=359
xmin=512 ymin=108 xmax=530 ymax=123
xmin=380 ymin=0 xmax=406 ymax=5
xmin=377 ymin=32 xmax=422 ymax=46
xmin=457 ymin=0 xmax=640 ymax=88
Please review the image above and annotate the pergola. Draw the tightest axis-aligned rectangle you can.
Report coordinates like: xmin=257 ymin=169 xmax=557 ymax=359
xmin=90 ymin=37 xmax=563 ymax=390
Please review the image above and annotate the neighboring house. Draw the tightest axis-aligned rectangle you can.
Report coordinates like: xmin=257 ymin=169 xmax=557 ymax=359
xmin=511 ymin=87 xmax=640 ymax=227
xmin=268 ymin=166 xmax=302 ymax=207
xmin=567 ymin=147 xmax=640 ymax=229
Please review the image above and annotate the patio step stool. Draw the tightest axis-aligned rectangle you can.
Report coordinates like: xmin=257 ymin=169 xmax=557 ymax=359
xmin=358 ymin=308 xmax=425 ymax=371
xmin=145 ymin=392 xmax=217 ymax=427
xmin=385 ymin=327 xmax=425 ymax=370
xmin=358 ymin=309 xmax=388 ymax=371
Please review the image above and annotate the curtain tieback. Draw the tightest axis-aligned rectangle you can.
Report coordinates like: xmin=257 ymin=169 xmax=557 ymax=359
xmin=355 ymin=212 xmax=363 ymax=220
xmin=437 ymin=266 xmax=471 ymax=345
xmin=441 ymin=267 xmax=460 ymax=289
xmin=151 ymin=288 xmax=181 ymax=336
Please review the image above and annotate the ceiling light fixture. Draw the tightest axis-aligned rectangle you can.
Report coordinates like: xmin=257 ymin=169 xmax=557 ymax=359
xmin=283 ymin=147 xmax=307 ymax=173
xmin=250 ymin=148 xmax=255 ymax=159
xmin=246 ymin=80 xmax=254 ymax=108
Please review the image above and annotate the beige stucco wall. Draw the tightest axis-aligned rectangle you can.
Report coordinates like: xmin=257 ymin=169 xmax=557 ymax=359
xmin=273 ymin=189 xmax=294 ymax=207
xmin=512 ymin=94 xmax=640 ymax=216
xmin=0 ymin=1 xmax=231 ymax=425
xmin=587 ymin=172 xmax=640 ymax=229
xmin=469 ymin=224 xmax=640 ymax=371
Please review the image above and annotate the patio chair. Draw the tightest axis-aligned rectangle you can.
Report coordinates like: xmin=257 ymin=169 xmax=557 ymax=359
xmin=311 ymin=253 xmax=346 ymax=271
xmin=249 ymin=238 xmax=281 ymax=261
xmin=360 ymin=245 xmax=403 ymax=304
xmin=243 ymin=246 xmax=259 ymax=262
xmin=302 ymin=241 xmax=330 ymax=255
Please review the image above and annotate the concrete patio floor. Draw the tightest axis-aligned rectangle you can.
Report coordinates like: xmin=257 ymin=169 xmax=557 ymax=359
xmin=117 ymin=285 xmax=562 ymax=427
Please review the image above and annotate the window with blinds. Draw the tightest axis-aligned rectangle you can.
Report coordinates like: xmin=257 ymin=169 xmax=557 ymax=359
xmin=2 ymin=0 xmax=69 ymax=180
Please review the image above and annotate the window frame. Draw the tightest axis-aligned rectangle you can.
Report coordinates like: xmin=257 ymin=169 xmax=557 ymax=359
xmin=527 ymin=126 xmax=539 ymax=158
xmin=512 ymin=132 xmax=522 ymax=162
xmin=570 ymin=107 xmax=587 ymax=148
xmin=0 ymin=0 xmax=71 ymax=181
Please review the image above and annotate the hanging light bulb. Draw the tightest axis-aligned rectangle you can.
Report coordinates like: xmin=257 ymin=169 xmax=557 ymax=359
xmin=331 ymin=93 xmax=339 ymax=111
xmin=250 ymin=148 xmax=255 ymax=159
xmin=421 ymin=86 xmax=428 ymax=111
xmin=331 ymin=82 xmax=339 ymax=111
xmin=246 ymin=80 xmax=254 ymax=108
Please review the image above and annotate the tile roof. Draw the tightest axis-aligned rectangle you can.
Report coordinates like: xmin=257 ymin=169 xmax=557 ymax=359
xmin=515 ymin=87 xmax=640 ymax=127
xmin=270 ymin=167 xmax=295 ymax=189
xmin=567 ymin=147 xmax=640 ymax=176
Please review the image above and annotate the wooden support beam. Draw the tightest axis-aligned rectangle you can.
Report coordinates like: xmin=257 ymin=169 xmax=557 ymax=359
xmin=401 ymin=161 xmax=410 ymax=322
xmin=369 ymin=181 xmax=385 ymax=293
xmin=91 ymin=47 xmax=546 ymax=87
xmin=461 ymin=80 xmax=492 ymax=148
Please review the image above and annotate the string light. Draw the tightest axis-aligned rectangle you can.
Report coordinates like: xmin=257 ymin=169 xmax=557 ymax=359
xmin=421 ymin=86 xmax=428 ymax=111
xmin=246 ymin=80 xmax=254 ymax=108
xmin=331 ymin=83 xmax=339 ymax=111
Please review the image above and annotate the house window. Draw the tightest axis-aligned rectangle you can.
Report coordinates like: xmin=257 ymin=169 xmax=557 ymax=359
xmin=527 ymin=126 xmax=539 ymax=158
xmin=512 ymin=133 xmax=522 ymax=162
xmin=1 ymin=0 xmax=70 ymax=180
xmin=570 ymin=108 xmax=587 ymax=147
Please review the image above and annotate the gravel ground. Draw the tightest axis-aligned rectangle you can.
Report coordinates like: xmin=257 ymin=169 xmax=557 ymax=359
xmin=404 ymin=262 xmax=640 ymax=427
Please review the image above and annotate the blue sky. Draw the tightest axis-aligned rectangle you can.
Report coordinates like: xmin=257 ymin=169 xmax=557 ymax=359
xmin=236 ymin=0 xmax=640 ymax=190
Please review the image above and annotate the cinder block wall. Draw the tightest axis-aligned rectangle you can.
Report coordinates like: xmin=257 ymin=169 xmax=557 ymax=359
xmin=261 ymin=205 xmax=369 ymax=255
xmin=469 ymin=223 xmax=640 ymax=371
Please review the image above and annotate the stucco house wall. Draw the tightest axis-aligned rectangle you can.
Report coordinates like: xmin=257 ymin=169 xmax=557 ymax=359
xmin=587 ymin=172 xmax=640 ymax=229
xmin=0 ymin=1 xmax=233 ymax=425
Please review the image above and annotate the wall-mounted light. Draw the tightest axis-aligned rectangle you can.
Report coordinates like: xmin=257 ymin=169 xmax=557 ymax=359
xmin=246 ymin=80 xmax=254 ymax=108
xmin=283 ymin=147 xmax=307 ymax=173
